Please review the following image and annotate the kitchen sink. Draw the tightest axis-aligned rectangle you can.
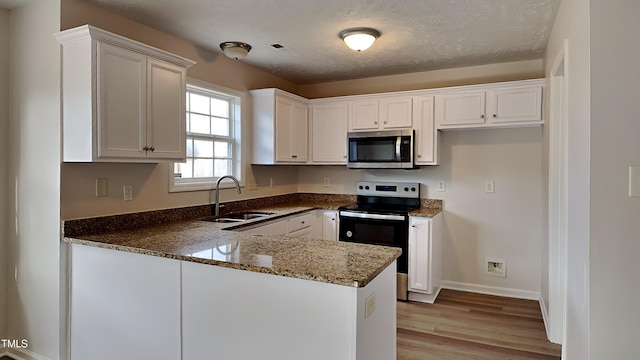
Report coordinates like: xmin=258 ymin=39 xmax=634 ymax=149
xmin=202 ymin=211 xmax=274 ymax=223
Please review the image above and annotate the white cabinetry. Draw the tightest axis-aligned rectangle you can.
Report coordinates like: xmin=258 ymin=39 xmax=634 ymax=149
xmin=435 ymin=80 xmax=543 ymax=129
xmin=310 ymin=100 xmax=348 ymax=163
xmin=251 ymin=88 xmax=309 ymax=164
xmin=56 ymin=25 xmax=195 ymax=162
xmin=68 ymin=243 xmax=181 ymax=360
xmin=322 ymin=211 xmax=339 ymax=241
xmin=240 ymin=210 xmax=324 ymax=239
xmin=348 ymin=96 xmax=413 ymax=131
xmin=408 ymin=214 xmax=442 ymax=303
xmin=413 ymin=95 xmax=438 ymax=165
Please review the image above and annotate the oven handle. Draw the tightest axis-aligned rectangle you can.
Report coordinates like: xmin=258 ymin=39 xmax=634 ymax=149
xmin=339 ymin=211 xmax=406 ymax=221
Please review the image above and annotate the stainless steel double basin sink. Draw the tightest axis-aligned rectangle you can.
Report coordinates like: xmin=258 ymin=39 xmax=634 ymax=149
xmin=203 ymin=211 xmax=274 ymax=223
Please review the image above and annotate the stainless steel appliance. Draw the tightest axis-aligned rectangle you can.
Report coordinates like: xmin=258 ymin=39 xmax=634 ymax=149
xmin=338 ymin=181 xmax=420 ymax=300
xmin=346 ymin=130 xmax=415 ymax=169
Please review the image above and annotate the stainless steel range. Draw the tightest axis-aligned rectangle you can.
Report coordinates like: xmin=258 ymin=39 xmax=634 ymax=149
xmin=338 ymin=181 xmax=420 ymax=300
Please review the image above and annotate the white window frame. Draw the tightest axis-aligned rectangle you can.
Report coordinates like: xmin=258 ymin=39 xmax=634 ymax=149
xmin=169 ymin=78 xmax=245 ymax=192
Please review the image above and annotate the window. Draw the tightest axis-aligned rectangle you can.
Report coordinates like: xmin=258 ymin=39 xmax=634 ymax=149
xmin=170 ymin=79 xmax=243 ymax=192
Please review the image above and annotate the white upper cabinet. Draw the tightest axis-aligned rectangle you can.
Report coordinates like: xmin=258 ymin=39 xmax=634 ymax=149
xmin=349 ymin=99 xmax=379 ymax=131
xmin=348 ymin=96 xmax=413 ymax=131
xmin=412 ymin=95 xmax=438 ymax=165
xmin=486 ymin=85 xmax=543 ymax=125
xmin=251 ymin=88 xmax=309 ymax=164
xmin=435 ymin=91 xmax=486 ymax=128
xmin=310 ymin=100 xmax=348 ymax=164
xmin=56 ymin=25 xmax=195 ymax=162
xmin=435 ymin=80 xmax=543 ymax=130
xmin=379 ymin=96 xmax=413 ymax=129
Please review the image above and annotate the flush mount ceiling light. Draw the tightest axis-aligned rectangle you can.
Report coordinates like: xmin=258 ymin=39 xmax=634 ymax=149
xmin=219 ymin=41 xmax=252 ymax=60
xmin=339 ymin=27 xmax=381 ymax=52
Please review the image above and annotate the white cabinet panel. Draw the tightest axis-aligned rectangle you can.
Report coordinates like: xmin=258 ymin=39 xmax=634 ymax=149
xmin=435 ymin=91 xmax=486 ymax=128
xmin=380 ymin=96 xmax=413 ymax=128
xmin=349 ymin=99 xmax=379 ymax=131
xmin=310 ymin=101 xmax=348 ymax=163
xmin=408 ymin=214 xmax=442 ymax=303
xmin=69 ymin=244 xmax=181 ymax=360
xmin=251 ymin=88 xmax=309 ymax=164
xmin=487 ymin=85 xmax=543 ymax=125
xmin=322 ymin=210 xmax=339 ymax=241
xmin=413 ymin=95 xmax=438 ymax=165
xmin=56 ymin=25 xmax=194 ymax=162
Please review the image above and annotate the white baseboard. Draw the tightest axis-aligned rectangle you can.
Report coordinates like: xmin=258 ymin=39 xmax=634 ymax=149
xmin=5 ymin=348 xmax=51 ymax=360
xmin=441 ymin=280 xmax=541 ymax=300
xmin=408 ymin=287 xmax=442 ymax=304
xmin=539 ymin=296 xmax=551 ymax=340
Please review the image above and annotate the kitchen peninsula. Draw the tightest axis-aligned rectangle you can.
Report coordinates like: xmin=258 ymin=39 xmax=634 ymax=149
xmin=62 ymin=197 xmax=407 ymax=360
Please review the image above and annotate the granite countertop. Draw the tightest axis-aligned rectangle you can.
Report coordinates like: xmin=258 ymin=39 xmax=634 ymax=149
xmin=62 ymin=194 xmax=442 ymax=288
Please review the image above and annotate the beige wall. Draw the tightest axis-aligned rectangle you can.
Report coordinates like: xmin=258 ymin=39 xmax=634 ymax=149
xmin=59 ymin=0 xmax=302 ymax=219
xmin=0 ymin=6 xmax=9 ymax=342
xmin=7 ymin=0 xmax=62 ymax=359
xmin=589 ymin=0 xmax=640 ymax=357
xmin=298 ymin=59 xmax=544 ymax=98
xmin=544 ymin=0 xmax=591 ymax=357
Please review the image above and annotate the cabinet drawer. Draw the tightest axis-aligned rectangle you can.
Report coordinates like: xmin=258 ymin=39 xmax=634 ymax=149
xmin=289 ymin=213 xmax=313 ymax=232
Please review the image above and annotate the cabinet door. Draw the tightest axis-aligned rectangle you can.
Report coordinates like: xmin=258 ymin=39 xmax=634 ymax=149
xmin=435 ymin=91 xmax=486 ymax=128
xmin=486 ymin=86 xmax=542 ymax=125
xmin=97 ymin=42 xmax=147 ymax=158
xmin=311 ymin=101 xmax=348 ymax=163
xmin=413 ymin=96 xmax=438 ymax=165
xmin=349 ymin=99 xmax=379 ymax=131
xmin=146 ymin=58 xmax=187 ymax=160
xmin=408 ymin=217 xmax=432 ymax=294
xmin=290 ymin=100 xmax=309 ymax=162
xmin=322 ymin=211 xmax=338 ymax=241
xmin=380 ymin=96 xmax=413 ymax=129
xmin=275 ymin=96 xmax=294 ymax=162
xmin=242 ymin=219 xmax=290 ymax=235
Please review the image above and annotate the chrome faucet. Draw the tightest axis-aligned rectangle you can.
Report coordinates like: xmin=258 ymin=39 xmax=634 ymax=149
xmin=215 ymin=175 xmax=242 ymax=217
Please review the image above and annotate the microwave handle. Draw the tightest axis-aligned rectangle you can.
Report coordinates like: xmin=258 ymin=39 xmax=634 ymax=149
xmin=395 ymin=136 xmax=402 ymax=161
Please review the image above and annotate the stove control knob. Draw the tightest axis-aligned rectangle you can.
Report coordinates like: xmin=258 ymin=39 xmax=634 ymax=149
xmin=365 ymin=186 xmax=370 ymax=190
xmin=411 ymin=187 xmax=416 ymax=192
xmin=345 ymin=230 xmax=353 ymax=238
xmin=404 ymin=187 xmax=409 ymax=192
xmin=358 ymin=185 xmax=363 ymax=190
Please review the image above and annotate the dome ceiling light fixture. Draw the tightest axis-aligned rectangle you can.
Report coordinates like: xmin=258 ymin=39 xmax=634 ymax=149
xmin=339 ymin=27 xmax=381 ymax=52
xmin=219 ymin=41 xmax=252 ymax=60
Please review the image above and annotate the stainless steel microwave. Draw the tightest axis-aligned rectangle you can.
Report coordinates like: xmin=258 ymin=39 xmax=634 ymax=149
xmin=346 ymin=129 xmax=415 ymax=169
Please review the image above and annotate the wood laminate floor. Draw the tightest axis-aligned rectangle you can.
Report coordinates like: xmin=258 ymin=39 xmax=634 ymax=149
xmin=397 ymin=289 xmax=562 ymax=360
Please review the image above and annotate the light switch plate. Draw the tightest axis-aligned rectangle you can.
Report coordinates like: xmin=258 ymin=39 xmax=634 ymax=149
xmin=630 ymin=166 xmax=640 ymax=197
xmin=96 ymin=178 xmax=107 ymax=197
xmin=437 ymin=180 xmax=446 ymax=192
xmin=485 ymin=180 xmax=495 ymax=193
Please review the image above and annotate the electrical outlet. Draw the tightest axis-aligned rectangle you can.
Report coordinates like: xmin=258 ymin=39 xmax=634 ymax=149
xmin=269 ymin=178 xmax=274 ymax=188
xmin=123 ymin=185 xmax=133 ymax=201
xmin=323 ymin=178 xmax=330 ymax=187
xmin=485 ymin=258 xmax=506 ymax=277
xmin=365 ymin=292 xmax=376 ymax=319
xmin=437 ymin=180 xmax=446 ymax=192
xmin=485 ymin=180 xmax=495 ymax=193
xmin=96 ymin=178 xmax=107 ymax=197
xmin=248 ymin=182 xmax=258 ymax=190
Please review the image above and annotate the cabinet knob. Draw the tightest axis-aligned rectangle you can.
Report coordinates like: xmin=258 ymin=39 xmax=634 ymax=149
xmin=383 ymin=121 xmax=387 ymax=124
xmin=411 ymin=225 xmax=416 ymax=228
xmin=143 ymin=146 xmax=149 ymax=151
xmin=480 ymin=114 xmax=485 ymax=119
xmin=492 ymin=114 xmax=497 ymax=118
xmin=343 ymin=155 xmax=347 ymax=158
xmin=292 ymin=154 xmax=298 ymax=158
xmin=149 ymin=147 xmax=155 ymax=152
xmin=417 ymin=154 xmax=422 ymax=158
xmin=301 ymin=221 xmax=305 ymax=224
xmin=374 ymin=121 xmax=378 ymax=125
xmin=331 ymin=218 xmax=335 ymax=221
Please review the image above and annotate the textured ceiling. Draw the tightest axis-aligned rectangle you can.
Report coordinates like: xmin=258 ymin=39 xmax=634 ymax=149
xmin=81 ymin=0 xmax=558 ymax=84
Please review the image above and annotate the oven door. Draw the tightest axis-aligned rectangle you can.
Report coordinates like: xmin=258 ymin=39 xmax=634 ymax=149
xmin=339 ymin=210 xmax=409 ymax=299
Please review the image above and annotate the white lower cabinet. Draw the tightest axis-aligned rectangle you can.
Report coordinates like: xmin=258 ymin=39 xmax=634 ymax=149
xmin=322 ymin=210 xmax=339 ymax=240
xmin=68 ymin=243 xmax=181 ymax=360
xmin=408 ymin=214 xmax=442 ymax=303
xmin=238 ymin=210 xmax=337 ymax=241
